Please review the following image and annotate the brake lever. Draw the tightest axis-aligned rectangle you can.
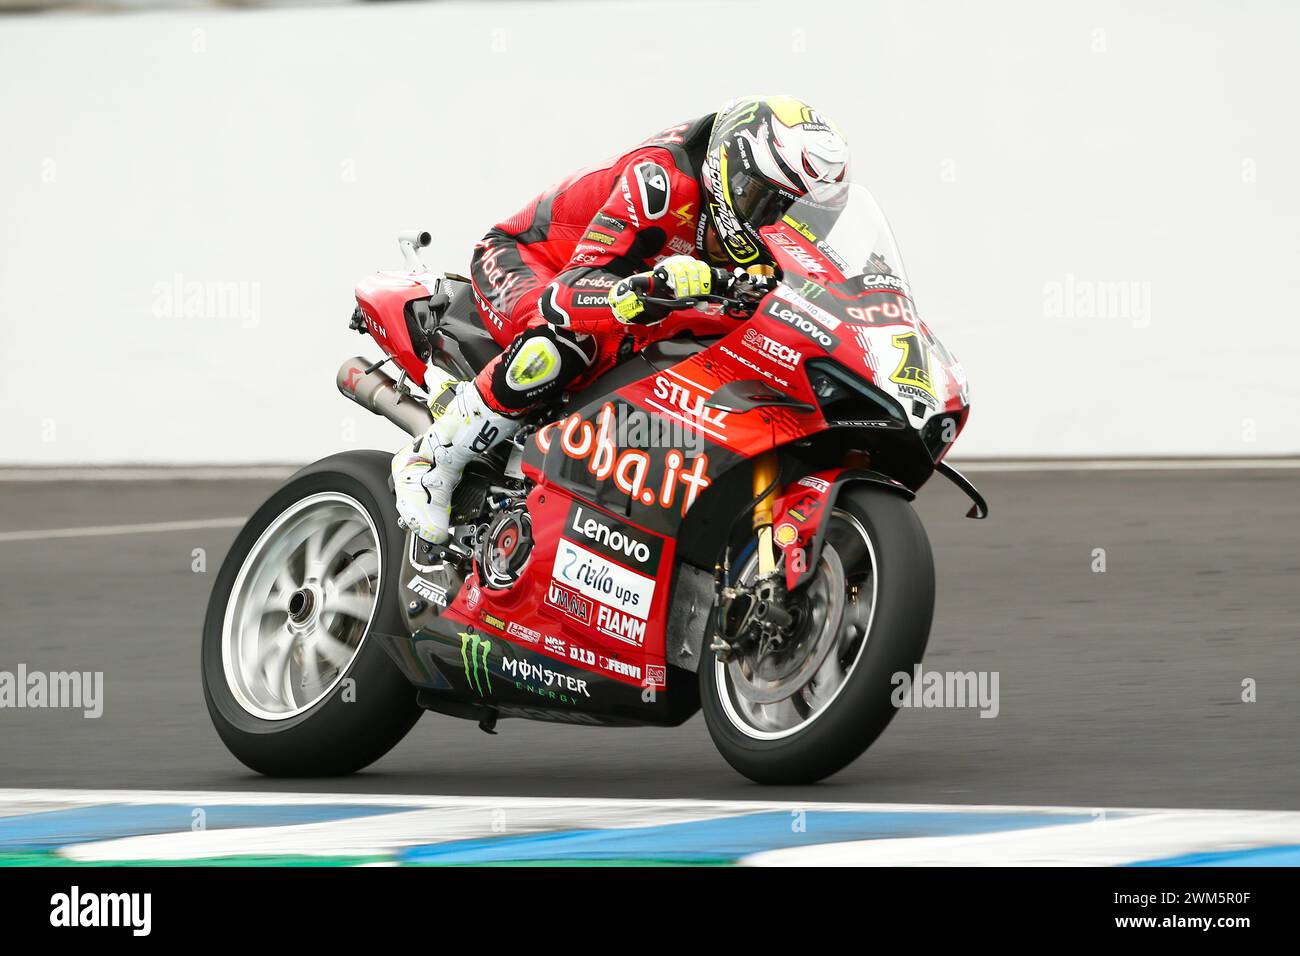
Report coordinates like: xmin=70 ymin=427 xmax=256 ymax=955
xmin=639 ymin=292 xmax=735 ymax=310
xmin=632 ymin=267 xmax=766 ymax=315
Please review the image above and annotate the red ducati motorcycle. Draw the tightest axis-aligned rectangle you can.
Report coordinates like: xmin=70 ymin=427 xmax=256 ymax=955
xmin=201 ymin=184 xmax=987 ymax=784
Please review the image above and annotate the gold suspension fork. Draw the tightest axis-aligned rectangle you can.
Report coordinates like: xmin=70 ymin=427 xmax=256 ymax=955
xmin=752 ymin=450 xmax=781 ymax=577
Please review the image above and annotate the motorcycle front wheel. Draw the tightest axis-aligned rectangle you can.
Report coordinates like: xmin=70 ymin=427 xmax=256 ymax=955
xmin=700 ymin=484 xmax=935 ymax=784
xmin=201 ymin=451 xmax=421 ymax=776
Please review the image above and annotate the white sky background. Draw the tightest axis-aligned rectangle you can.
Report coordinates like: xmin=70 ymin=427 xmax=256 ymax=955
xmin=1 ymin=0 xmax=1297 ymax=462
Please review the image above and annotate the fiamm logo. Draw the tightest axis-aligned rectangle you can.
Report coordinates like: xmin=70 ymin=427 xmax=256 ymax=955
xmin=459 ymin=631 xmax=492 ymax=696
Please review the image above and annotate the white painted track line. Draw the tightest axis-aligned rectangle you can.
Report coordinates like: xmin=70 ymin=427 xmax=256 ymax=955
xmin=0 ymin=517 xmax=245 ymax=543
xmin=0 ymin=786 xmax=1268 ymax=817
xmin=0 ymin=460 xmax=1295 ymax=482
xmin=0 ymin=467 xmax=296 ymax=482
xmin=743 ymin=810 xmax=1300 ymax=867
xmin=3 ymin=790 xmax=1295 ymax=866
xmin=953 ymin=458 xmax=1300 ymax=472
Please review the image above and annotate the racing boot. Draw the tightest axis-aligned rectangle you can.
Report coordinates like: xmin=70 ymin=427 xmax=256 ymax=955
xmin=392 ymin=378 xmax=520 ymax=544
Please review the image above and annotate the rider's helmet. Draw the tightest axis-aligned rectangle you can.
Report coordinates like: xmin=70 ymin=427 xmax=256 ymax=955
xmin=701 ymin=95 xmax=851 ymax=265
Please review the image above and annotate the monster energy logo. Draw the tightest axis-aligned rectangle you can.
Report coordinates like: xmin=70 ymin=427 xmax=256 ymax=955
xmin=459 ymin=631 xmax=492 ymax=696
xmin=715 ymin=99 xmax=761 ymax=139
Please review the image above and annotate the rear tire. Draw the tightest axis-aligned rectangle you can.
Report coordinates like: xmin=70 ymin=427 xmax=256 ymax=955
xmin=201 ymin=451 xmax=422 ymax=776
xmin=700 ymin=485 xmax=934 ymax=784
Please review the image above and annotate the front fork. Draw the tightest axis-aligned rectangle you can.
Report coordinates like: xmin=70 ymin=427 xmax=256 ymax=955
xmin=752 ymin=450 xmax=781 ymax=578
xmin=711 ymin=451 xmax=785 ymax=661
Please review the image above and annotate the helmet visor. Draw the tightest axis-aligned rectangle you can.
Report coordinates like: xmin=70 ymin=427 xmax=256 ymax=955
xmin=729 ymin=169 xmax=798 ymax=230
xmin=730 ymin=168 xmax=848 ymax=239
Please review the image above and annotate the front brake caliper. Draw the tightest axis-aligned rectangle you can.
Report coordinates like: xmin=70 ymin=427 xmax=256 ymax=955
xmin=711 ymin=573 xmax=793 ymax=662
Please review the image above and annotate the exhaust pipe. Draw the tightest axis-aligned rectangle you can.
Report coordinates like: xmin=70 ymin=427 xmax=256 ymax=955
xmin=336 ymin=357 xmax=433 ymax=437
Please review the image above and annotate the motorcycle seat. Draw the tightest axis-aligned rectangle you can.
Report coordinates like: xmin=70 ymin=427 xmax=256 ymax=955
xmin=433 ymin=278 xmax=504 ymax=376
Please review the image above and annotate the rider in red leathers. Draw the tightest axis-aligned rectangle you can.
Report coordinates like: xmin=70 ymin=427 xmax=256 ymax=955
xmin=394 ymin=96 xmax=852 ymax=544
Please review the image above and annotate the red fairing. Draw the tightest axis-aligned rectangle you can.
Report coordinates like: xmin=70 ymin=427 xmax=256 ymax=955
xmin=440 ymin=484 xmax=672 ymax=690
xmin=376 ymin=169 xmax=972 ymax=698
xmin=617 ymin=339 xmax=825 ymax=454
xmin=770 ymin=469 xmax=841 ymax=591
xmin=463 ymin=334 xmax=832 ymax=687
xmin=354 ymin=272 xmax=432 ymax=385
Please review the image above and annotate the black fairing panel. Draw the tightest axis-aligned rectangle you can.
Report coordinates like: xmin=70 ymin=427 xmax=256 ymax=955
xmin=565 ymin=337 xmax=721 ymax=407
xmin=431 ymin=279 xmax=504 ymax=377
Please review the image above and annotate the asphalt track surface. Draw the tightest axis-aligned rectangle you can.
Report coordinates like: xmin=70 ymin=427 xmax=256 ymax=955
xmin=0 ymin=466 xmax=1296 ymax=809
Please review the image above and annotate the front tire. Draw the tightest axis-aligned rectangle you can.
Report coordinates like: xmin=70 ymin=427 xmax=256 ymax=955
xmin=202 ymin=451 xmax=422 ymax=776
xmin=700 ymin=485 xmax=934 ymax=784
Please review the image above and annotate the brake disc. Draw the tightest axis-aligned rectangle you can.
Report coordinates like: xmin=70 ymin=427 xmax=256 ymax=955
xmin=727 ymin=546 xmax=846 ymax=705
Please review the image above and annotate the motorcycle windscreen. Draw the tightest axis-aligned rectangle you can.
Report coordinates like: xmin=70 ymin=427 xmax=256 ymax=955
xmin=771 ymin=183 xmax=969 ymax=429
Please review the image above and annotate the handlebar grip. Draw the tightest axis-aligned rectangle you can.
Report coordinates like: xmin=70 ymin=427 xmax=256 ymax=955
xmin=647 ymin=264 xmax=735 ymax=295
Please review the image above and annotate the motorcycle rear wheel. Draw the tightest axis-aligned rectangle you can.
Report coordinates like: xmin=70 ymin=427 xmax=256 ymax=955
xmin=700 ymin=484 xmax=934 ymax=784
xmin=201 ymin=451 xmax=421 ymax=776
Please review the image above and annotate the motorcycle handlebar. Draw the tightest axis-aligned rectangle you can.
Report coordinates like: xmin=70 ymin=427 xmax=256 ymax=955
xmin=631 ymin=267 xmax=764 ymax=312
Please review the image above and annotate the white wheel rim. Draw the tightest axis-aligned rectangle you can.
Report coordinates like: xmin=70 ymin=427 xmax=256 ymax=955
xmin=222 ymin=492 xmax=381 ymax=721
xmin=716 ymin=510 xmax=878 ymax=740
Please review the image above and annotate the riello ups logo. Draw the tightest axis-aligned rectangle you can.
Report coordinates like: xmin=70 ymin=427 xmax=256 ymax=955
xmin=459 ymin=631 xmax=492 ymax=696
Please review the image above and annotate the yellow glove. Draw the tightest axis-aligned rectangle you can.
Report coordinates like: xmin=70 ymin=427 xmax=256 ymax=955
xmin=656 ymin=255 xmax=712 ymax=297
xmin=607 ymin=256 xmax=713 ymax=325
xmin=608 ymin=278 xmax=648 ymax=324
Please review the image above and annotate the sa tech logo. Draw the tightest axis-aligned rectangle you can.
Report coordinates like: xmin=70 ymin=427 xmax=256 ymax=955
xmin=459 ymin=631 xmax=492 ymax=696
xmin=743 ymin=327 xmax=802 ymax=370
